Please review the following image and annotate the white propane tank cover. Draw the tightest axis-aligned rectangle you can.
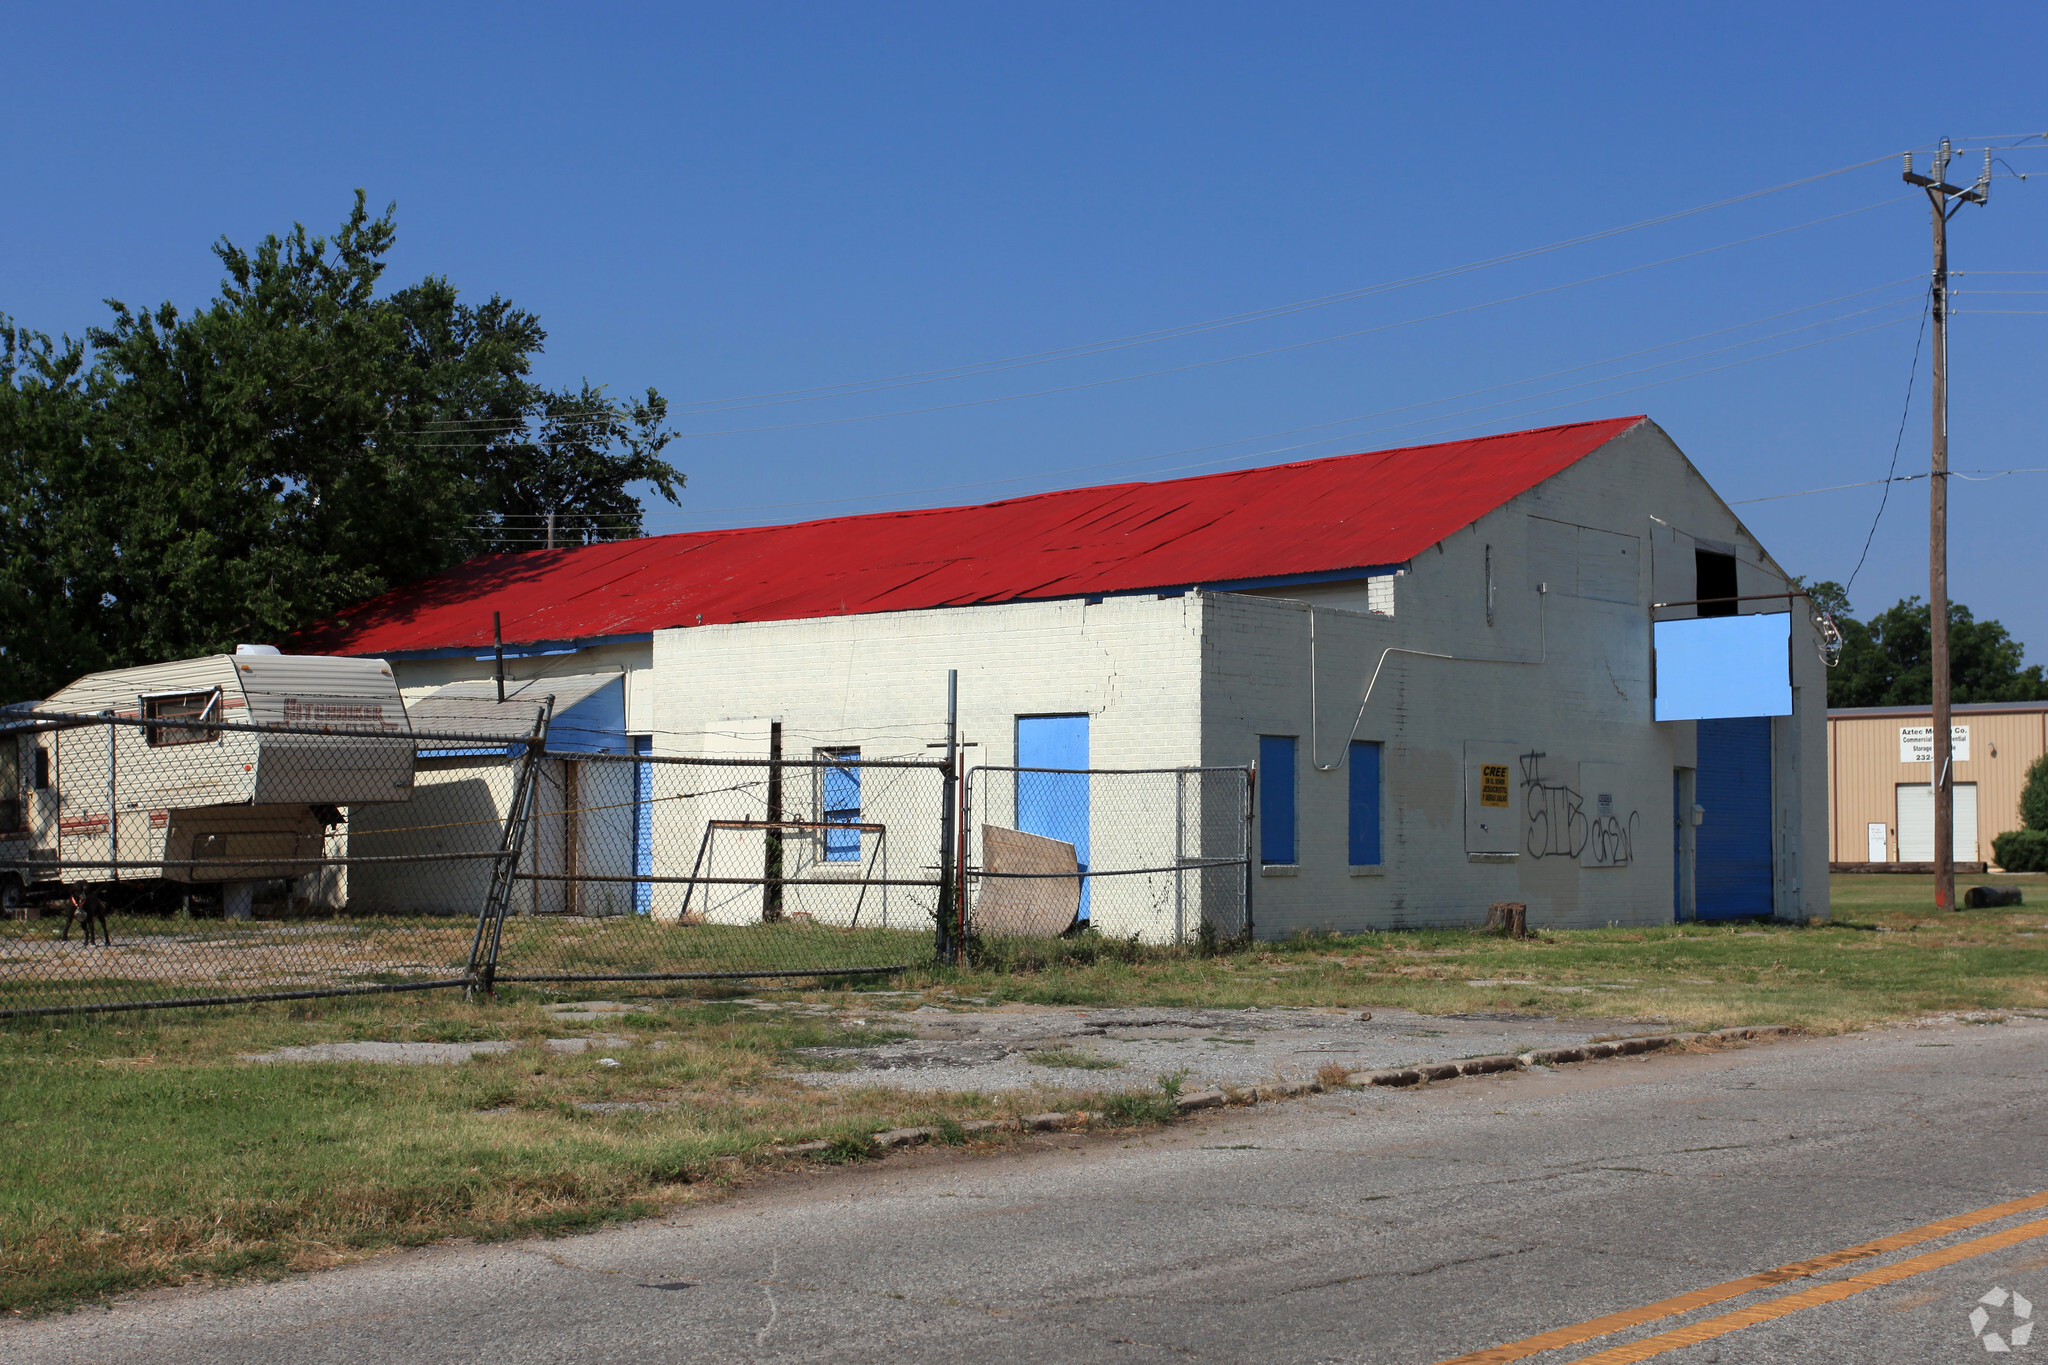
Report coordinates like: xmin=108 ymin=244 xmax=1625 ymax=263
xmin=235 ymin=644 xmax=283 ymax=656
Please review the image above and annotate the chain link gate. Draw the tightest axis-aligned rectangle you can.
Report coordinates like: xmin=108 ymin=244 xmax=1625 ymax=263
xmin=960 ymin=765 xmax=1253 ymax=949
xmin=485 ymin=749 xmax=945 ymax=987
xmin=1 ymin=706 xmax=945 ymax=1018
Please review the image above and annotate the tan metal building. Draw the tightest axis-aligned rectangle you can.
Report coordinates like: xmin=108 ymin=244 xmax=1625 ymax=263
xmin=1826 ymin=701 xmax=2048 ymax=868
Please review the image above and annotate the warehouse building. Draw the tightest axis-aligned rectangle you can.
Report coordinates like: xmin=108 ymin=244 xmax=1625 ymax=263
xmin=296 ymin=414 xmax=1832 ymax=932
xmin=1826 ymin=701 xmax=2048 ymax=869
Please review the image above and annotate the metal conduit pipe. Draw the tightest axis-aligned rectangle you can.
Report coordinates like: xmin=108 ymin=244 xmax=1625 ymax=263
xmin=1308 ymin=585 xmax=1551 ymax=772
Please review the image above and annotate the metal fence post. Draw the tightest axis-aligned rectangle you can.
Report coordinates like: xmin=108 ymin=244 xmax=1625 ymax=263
xmin=935 ymin=670 xmax=958 ymax=965
xmin=468 ymin=698 xmax=554 ymax=997
xmin=763 ymin=721 xmax=784 ymax=923
xmin=1243 ymin=761 xmax=1256 ymax=942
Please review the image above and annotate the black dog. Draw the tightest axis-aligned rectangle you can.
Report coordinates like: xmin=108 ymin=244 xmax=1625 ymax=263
xmin=61 ymin=887 xmax=112 ymax=946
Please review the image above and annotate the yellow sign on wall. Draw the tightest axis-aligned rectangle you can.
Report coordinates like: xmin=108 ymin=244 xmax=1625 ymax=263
xmin=1480 ymin=763 xmax=1511 ymax=808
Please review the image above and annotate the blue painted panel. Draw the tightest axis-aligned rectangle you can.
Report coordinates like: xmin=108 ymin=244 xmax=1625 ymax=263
xmin=633 ymin=736 xmax=653 ymax=916
xmin=1696 ymin=717 xmax=1774 ymax=920
xmin=1016 ymin=715 xmax=1090 ymax=919
xmin=1348 ymin=741 xmax=1381 ymax=866
xmin=1259 ymin=735 xmax=1297 ymax=864
xmin=549 ymin=677 xmax=630 ymax=754
xmin=822 ymin=748 xmax=861 ymax=862
xmin=1654 ymin=615 xmax=1792 ymax=720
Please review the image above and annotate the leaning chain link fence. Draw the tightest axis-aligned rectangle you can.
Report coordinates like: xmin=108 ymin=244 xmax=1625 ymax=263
xmin=1 ymin=705 xmax=942 ymax=1017
xmin=961 ymin=765 xmax=1252 ymax=951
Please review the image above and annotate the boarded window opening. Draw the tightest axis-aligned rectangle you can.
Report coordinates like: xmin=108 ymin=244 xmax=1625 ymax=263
xmin=1348 ymin=741 xmax=1382 ymax=866
xmin=1696 ymin=549 xmax=1738 ymax=617
xmin=1259 ymin=735 xmax=1298 ymax=864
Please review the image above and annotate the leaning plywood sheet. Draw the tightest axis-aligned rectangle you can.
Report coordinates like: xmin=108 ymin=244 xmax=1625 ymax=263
xmin=974 ymin=825 xmax=1080 ymax=938
xmin=407 ymin=672 xmax=621 ymax=741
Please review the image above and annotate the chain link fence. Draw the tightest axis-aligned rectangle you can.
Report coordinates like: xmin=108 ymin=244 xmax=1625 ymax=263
xmin=1 ymin=707 xmax=942 ymax=1017
xmin=3 ymin=697 xmax=1256 ymax=1015
xmin=961 ymin=765 xmax=1252 ymax=950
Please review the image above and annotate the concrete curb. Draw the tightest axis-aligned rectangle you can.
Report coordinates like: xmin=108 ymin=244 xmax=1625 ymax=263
xmin=773 ymin=1026 xmax=1802 ymax=1158
xmin=1311 ymin=1025 xmax=1796 ymax=1099
xmin=772 ymin=1111 xmax=1105 ymax=1157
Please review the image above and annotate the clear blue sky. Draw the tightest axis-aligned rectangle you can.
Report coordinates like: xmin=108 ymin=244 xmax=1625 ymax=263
xmin=7 ymin=3 xmax=2045 ymax=659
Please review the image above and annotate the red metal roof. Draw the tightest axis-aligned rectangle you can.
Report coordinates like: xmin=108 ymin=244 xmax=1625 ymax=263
xmin=294 ymin=415 xmax=1646 ymax=655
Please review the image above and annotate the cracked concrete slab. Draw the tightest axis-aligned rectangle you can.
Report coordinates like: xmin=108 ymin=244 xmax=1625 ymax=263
xmin=243 ymin=1036 xmax=634 ymax=1064
xmin=242 ymin=1041 xmax=520 ymax=1065
xmin=785 ymin=1005 xmax=1648 ymax=1093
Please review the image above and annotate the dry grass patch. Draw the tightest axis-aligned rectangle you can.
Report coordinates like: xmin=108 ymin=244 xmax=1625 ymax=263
xmin=9 ymin=873 xmax=2043 ymax=1314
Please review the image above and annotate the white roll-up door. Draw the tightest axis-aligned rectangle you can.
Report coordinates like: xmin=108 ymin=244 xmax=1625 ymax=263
xmin=1897 ymin=783 xmax=1978 ymax=862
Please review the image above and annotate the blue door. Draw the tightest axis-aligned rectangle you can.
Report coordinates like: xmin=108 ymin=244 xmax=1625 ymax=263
xmin=633 ymin=736 xmax=653 ymax=915
xmin=1695 ymin=717 xmax=1773 ymax=920
xmin=1016 ymin=715 xmax=1089 ymax=920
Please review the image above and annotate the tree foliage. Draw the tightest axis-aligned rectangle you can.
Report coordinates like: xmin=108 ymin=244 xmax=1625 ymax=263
xmin=1808 ymin=581 xmax=2048 ymax=709
xmin=0 ymin=194 xmax=680 ymax=701
xmin=2021 ymin=754 xmax=2048 ymax=834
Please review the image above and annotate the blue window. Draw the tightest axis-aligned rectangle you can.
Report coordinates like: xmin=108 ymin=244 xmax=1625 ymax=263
xmin=1348 ymin=741 xmax=1382 ymax=866
xmin=1259 ymin=735 xmax=1297 ymax=864
xmin=821 ymin=749 xmax=861 ymax=861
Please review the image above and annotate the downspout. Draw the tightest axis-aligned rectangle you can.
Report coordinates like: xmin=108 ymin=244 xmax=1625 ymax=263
xmin=1308 ymin=586 xmax=1551 ymax=772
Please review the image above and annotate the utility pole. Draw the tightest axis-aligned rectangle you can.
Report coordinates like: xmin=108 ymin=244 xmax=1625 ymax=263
xmin=1902 ymin=140 xmax=1990 ymax=913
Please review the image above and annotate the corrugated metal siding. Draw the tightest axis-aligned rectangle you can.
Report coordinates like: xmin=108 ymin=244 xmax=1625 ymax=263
xmin=1827 ymin=706 xmax=2047 ymax=860
xmin=293 ymin=417 xmax=1645 ymax=655
xmin=236 ymin=654 xmax=403 ymax=728
xmin=41 ymin=656 xmax=238 ymax=717
xmin=1697 ymin=717 xmax=1774 ymax=919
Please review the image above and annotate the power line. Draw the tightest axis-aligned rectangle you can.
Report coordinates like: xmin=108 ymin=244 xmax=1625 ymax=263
xmin=1358 ymin=316 xmax=1913 ymax=451
xmin=663 ymin=198 xmax=1913 ymax=440
xmin=642 ymin=153 xmax=1905 ymax=417
xmin=1842 ymin=288 xmax=1933 ymax=594
xmin=614 ymin=280 xmax=1922 ymax=524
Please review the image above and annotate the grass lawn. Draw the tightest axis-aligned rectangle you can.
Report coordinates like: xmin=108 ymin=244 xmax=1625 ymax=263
xmin=4 ymin=872 xmax=2043 ymax=1314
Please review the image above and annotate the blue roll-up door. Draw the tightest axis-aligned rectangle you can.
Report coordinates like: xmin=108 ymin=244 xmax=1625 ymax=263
xmin=1695 ymin=717 xmax=1773 ymax=919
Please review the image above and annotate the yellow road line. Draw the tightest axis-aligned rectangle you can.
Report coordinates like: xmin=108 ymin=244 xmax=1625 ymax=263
xmin=1432 ymin=1188 xmax=2048 ymax=1365
xmin=1564 ymin=1215 xmax=2048 ymax=1363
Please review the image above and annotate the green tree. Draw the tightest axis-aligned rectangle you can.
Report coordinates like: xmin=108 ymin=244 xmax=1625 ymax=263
xmin=2021 ymin=754 xmax=2048 ymax=832
xmin=0 ymin=194 xmax=681 ymax=701
xmin=1808 ymin=581 xmax=2048 ymax=709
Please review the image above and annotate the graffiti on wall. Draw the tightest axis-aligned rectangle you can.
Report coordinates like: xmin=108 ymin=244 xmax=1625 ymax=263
xmin=1520 ymin=751 xmax=1638 ymax=865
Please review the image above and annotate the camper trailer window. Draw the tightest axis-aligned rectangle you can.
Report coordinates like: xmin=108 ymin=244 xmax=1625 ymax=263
xmin=143 ymin=689 xmax=222 ymax=746
xmin=0 ymin=743 xmax=19 ymax=833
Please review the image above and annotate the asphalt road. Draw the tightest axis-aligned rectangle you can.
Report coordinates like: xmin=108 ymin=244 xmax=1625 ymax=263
xmin=7 ymin=1014 xmax=2045 ymax=1365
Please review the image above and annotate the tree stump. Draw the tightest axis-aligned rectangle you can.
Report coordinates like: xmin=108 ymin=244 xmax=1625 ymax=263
xmin=1486 ymin=901 xmax=1528 ymax=938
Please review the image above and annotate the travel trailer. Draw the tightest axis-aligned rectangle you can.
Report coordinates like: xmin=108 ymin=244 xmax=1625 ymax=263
xmin=2 ymin=650 xmax=415 ymax=916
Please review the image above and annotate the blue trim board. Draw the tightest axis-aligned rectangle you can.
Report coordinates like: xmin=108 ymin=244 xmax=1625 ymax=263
xmin=1080 ymin=565 xmax=1405 ymax=605
xmin=354 ymin=569 xmax=1406 ymax=655
xmin=361 ymin=631 xmax=653 ymax=661
xmin=1198 ymin=565 xmax=1405 ymax=594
